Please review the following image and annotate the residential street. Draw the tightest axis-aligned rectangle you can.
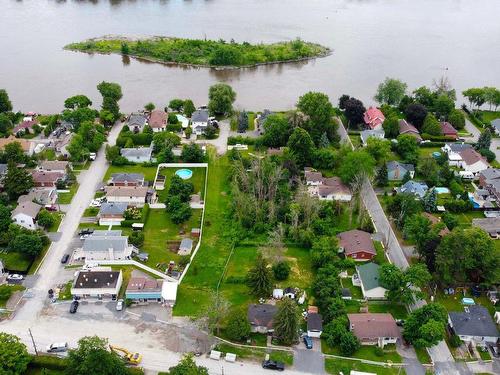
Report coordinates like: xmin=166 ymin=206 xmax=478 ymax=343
xmin=464 ymin=117 xmax=500 ymax=161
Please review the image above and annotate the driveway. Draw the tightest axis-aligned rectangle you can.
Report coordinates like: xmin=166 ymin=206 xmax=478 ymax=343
xmin=183 ymin=119 xmax=230 ymax=155
xmin=464 ymin=117 xmax=500 ymax=161
xmin=294 ymin=348 xmax=325 ymax=374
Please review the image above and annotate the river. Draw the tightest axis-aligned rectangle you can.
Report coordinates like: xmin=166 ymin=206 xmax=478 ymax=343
xmin=1 ymin=0 xmax=500 ymax=113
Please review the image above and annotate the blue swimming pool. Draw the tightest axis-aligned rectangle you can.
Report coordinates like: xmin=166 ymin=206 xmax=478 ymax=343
xmin=176 ymin=169 xmax=193 ymax=180
xmin=435 ymin=187 xmax=450 ymax=194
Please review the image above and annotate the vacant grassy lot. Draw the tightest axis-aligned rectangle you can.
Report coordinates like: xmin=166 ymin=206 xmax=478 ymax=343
xmin=0 ymin=250 xmax=32 ymax=272
xmin=325 ymin=358 xmax=404 ymax=375
xmin=157 ymin=166 xmax=206 ymax=202
xmin=103 ymin=164 xmax=158 ymax=182
xmin=368 ymin=301 xmax=408 ymax=319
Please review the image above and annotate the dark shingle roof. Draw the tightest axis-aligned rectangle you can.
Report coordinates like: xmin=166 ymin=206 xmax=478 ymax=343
xmin=73 ymin=271 xmax=120 ymax=289
xmin=307 ymin=313 xmax=323 ymax=331
xmin=247 ymin=304 xmax=278 ymax=329
xmin=449 ymin=306 xmax=499 ymax=338
xmin=191 ymin=110 xmax=209 ymax=123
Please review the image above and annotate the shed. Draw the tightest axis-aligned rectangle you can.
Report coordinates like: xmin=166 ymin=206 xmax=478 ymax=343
xmin=341 ymin=288 xmax=352 ymax=300
xmin=161 ymin=281 xmax=178 ymax=307
xmin=191 ymin=228 xmax=201 ymax=237
xmin=178 ymin=238 xmax=194 ymax=256
xmin=273 ymin=288 xmax=284 ymax=299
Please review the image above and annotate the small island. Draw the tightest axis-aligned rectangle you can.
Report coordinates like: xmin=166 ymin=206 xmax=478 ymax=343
xmin=64 ymin=36 xmax=330 ymax=68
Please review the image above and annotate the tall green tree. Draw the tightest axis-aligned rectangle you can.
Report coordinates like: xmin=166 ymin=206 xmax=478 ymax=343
xmin=387 ymin=193 xmax=422 ymax=229
xmin=476 ymin=128 xmax=492 ymax=151
xmin=338 ymin=150 xmax=375 ymax=184
xmin=9 ymin=234 xmax=43 ymax=257
xmin=374 ymin=78 xmax=407 ymax=106
xmin=66 ymin=336 xmax=128 ymax=375
xmin=403 ymin=304 xmax=448 ymax=348
xmin=273 ymin=298 xmax=300 ymax=345
xmin=379 ymin=263 xmax=431 ymax=304
xmin=462 ymin=88 xmax=485 ymax=110
xmin=0 ymin=89 xmax=13 ymax=113
xmin=4 ymin=162 xmax=33 ymax=200
xmin=0 ymin=113 xmax=12 ymax=134
xmin=246 ymin=252 xmax=272 ymax=297
xmin=396 ymin=134 xmax=420 ymax=164
xmin=0 ymin=332 xmax=31 ymax=375
xmin=405 ymin=103 xmax=428 ymax=129
xmin=297 ymin=91 xmax=335 ymax=142
xmin=262 ymin=114 xmax=292 ymax=147
xmin=183 ymin=99 xmax=196 ymax=117
xmin=447 ymin=109 xmax=465 ymax=130
xmin=97 ymin=81 xmax=123 ymax=102
xmin=64 ymin=94 xmax=92 ymax=109
xmin=382 ymin=116 xmax=399 ymax=138
xmin=343 ymin=97 xmax=366 ymax=129
xmin=422 ymin=113 xmax=441 ymax=136
xmin=167 ymin=353 xmax=209 ymax=375
xmin=375 ymin=163 xmax=388 ymax=186
xmin=433 ymin=94 xmax=455 ymax=119
xmin=287 ymin=127 xmax=315 ymax=168
xmin=181 ymin=143 xmax=204 ymax=162
xmin=225 ymin=309 xmax=251 ymax=342
xmin=208 ymin=83 xmax=236 ymax=115
xmin=365 ymin=138 xmax=391 ymax=164
xmin=0 ymin=204 xmax=11 ymax=232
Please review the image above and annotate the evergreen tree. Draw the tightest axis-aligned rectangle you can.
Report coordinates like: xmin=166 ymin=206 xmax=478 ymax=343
xmin=318 ymin=132 xmax=330 ymax=148
xmin=422 ymin=188 xmax=437 ymax=213
xmin=246 ymin=252 xmax=272 ymax=297
xmin=375 ymin=164 xmax=388 ymax=186
xmin=273 ymin=298 xmax=300 ymax=346
xmin=476 ymin=129 xmax=492 ymax=151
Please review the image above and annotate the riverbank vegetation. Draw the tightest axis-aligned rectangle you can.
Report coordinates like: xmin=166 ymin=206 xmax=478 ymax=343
xmin=65 ymin=36 xmax=330 ymax=68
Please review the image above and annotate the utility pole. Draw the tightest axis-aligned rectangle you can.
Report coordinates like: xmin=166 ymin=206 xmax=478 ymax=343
xmin=28 ymin=328 xmax=38 ymax=356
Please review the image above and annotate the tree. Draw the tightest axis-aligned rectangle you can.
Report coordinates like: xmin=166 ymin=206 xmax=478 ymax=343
xmin=169 ymin=99 xmax=184 ymax=111
xmin=120 ymin=42 xmax=129 ymax=55
xmin=479 ymin=148 xmax=496 ymax=162
xmin=66 ymin=336 xmax=128 ymax=375
xmin=310 ymin=236 xmax=338 ymax=269
xmin=64 ymin=95 xmax=92 ymax=109
xmin=433 ymin=94 xmax=455 ymax=119
xmin=382 ymin=116 xmax=399 ymax=138
xmin=462 ymin=88 xmax=485 ymax=110
xmin=3 ymin=141 xmax=26 ymax=163
xmin=448 ymin=109 xmax=465 ymax=130
xmin=144 ymin=102 xmax=155 ymax=111
xmin=183 ymin=99 xmax=196 ymax=117
xmin=322 ymin=317 xmax=348 ymax=347
xmin=403 ymin=214 xmax=441 ymax=271
xmin=435 ymin=227 xmax=498 ymax=285
xmin=225 ymin=309 xmax=251 ymax=342
xmin=374 ymin=78 xmax=407 ymax=106
xmin=338 ymin=94 xmax=351 ymax=110
xmin=338 ymin=150 xmax=375 ymax=184
xmin=262 ymin=114 xmax=292 ymax=147
xmin=181 ymin=143 xmax=204 ymax=162
xmin=208 ymin=83 xmax=236 ymax=115
xmin=387 ymin=193 xmax=422 ymax=229
xmin=476 ymin=128 xmax=492 ymax=151
xmin=4 ymin=163 xmax=33 ymax=200
xmin=203 ymin=291 xmax=229 ymax=335
xmin=365 ymin=138 xmax=391 ymax=164
xmin=339 ymin=331 xmax=360 ymax=356
xmin=422 ymin=113 xmax=441 ymax=136
xmin=246 ymin=252 xmax=272 ymax=297
xmin=379 ymin=263 xmax=431 ymax=304
xmin=421 ymin=188 xmax=437 ymax=213
xmin=405 ymin=103 xmax=428 ymax=129
xmin=165 ymin=195 xmax=192 ymax=224
xmin=343 ymin=97 xmax=366 ymax=128
xmin=273 ymin=298 xmax=300 ymax=345
xmin=237 ymin=111 xmax=248 ymax=133
xmin=318 ymin=132 xmax=330 ymax=148
xmin=413 ymin=86 xmax=437 ymax=109
xmin=272 ymin=261 xmax=291 ymax=280
xmin=442 ymin=212 xmax=458 ymax=230
xmin=168 ymin=175 xmax=194 ymax=202
xmin=9 ymin=234 xmax=43 ymax=257
xmin=483 ymin=87 xmax=500 ymax=110
xmin=204 ymin=124 xmax=217 ymax=139
xmin=398 ymin=94 xmax=414 ymax=113
xmin=0 ymin=113 xmax=12 ymax=134
xmin=37 ymin=209 xmax=56 ymax=229
xmin=167 ymin=353 xmax=209 ymax=375
xmin=0 ymin=204 xmax=11 ymax=232
xmin=287 ymin=127 xmax=315 ymax=168
xmin=297 ymin=91 xmax=335 ymax=142
xmin=395 ymin=134 xmax=419 ymax=164
xmin=0 ymin=332 xmax=31 ymax=375
xmin=99 ymin=109 xmax=115 ymax=126
xmin=375 ymin=163 xmax=388 ymax=187
xmin=417 ymin=158 xmax=439 ymax=186
xmin=62 ymin=107 xmax=98 ymax=131
xmin=403 ymin=304 xmax=448 ymax=348
xmin=0 ymin=89 xmax=13 ymax=113
xmin=97 ymin=81 xmax=123 ymax=102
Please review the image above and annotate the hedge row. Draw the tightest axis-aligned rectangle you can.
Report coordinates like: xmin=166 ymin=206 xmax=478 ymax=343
xmin=421 ymin=133 xmax=457 ymax=142
xmin=228 ymin=136 xmax=257 ymax=145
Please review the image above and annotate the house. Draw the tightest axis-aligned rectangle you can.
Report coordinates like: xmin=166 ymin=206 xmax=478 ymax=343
xmin=76 ymin=230 xmax=136 ymax=261
xmin=396 ymin=180 xmax=428 ymax=199
xmin=356 ymin=263 xmax=387 ymax=300
xmin=399 ymin=120 xmax=422 ymax=142
xmin=39 ymin=160 xmax=70 ymax=174
xmin=307 ymin=313 xmax=323 ymax=338
xmin=191 ymin=109 xmax=209 ymax=135
xmin=284 ymin=287 xmax=296 ymax=299
xmin=125 ymin=276 xmax=163 ymax=303
xmin=360 ymin=129 xmax=385 ymax=146
xmin=479 ymin=168 xmax=500 ymax=188
xmin=178 ymin=238 xmax=193 ymax=256
xmin=247 ymin=304 xmax=278 ymax=333
xmin=440 ymin=122 xmax=458 ymax=140
xmin=108 ymin=173 xmax=145 ymax=187
xmin=128 ymin=113 xmax=148 ymax=133
xmin=0 ymin=136 xmax=32 ymax=154
xmin=363 ymin=107 xmax=385 ymax=130
xmin=273 ymin=288 xmax=284 ymax=299
xmin=18 ymin=188 xmax=58 ymax=206
xmin=347 ymin=313 xmax=401 ymax=348
xmin=54 ymin=132 xmax=73 ymax=157
xmin=319 ymin=177 xmax=352 ymax=202
xmin=304 ymin=169 xmax=324 ymax=186
xmin=11 ymin=200 xmax=42 ymax=230
xmin=472 ymin=217 xmax=500 ymax=238
xmin=448 ymin=306 xmax=499 ymax=347
xmin=149 ymin=110 xmax=168 ymax=132
xmin=71 ymin=269 xmax=122 ymax=300
xmin=98 ymin=202 xmax=128 ymax=226
xmin=458 ymin=148 xmax=489 ymax=175
xmin=120 ymin=146 xmax=153 ymax=163
xmin=31 ymin=170 xmax=65 ymax=188
xmin=12 ymin=120 xmax=37 ymax=135
xmin=441 ymin=143 xmax=472 ymax=166
xmin=338 ymin=230 xmax=376 ymax=261
xmin=422 ymin=212 xmax=450 ymax=237
xmin=386 ymin=161 xmax=415 ymax=181
xmin=105 ymin=186 xmax=150 ymax=206
xmin=491 ymin=119 xmax=500 ymax=136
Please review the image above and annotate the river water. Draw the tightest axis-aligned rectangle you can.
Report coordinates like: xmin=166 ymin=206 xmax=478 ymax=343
xmin=1 ymin=0 xmax=500 ymax=113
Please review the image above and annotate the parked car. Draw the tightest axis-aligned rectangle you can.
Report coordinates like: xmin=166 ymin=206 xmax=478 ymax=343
xmin=45 ymin=205 xmax=57 ymax=212
xmin=262 ymin=360 xmax=285 ymax=371
xmin=89 ymin=152 xmax=97 ymax=161
xmin=46 ymin=342 xmax=68 ymax=353
xmin=69 ymin=300 xmax=79 ymax=314
xmin=78 ymin=228 xmax=94 ymax=236
xmin=61 ymin=254 xmax=70 ymax=264
xmin=7 ymin=274 xmax=24 ymax=281
xmin=303 ymin=335 xmax=313 ymax=349
xmin=116 ymin=299 xmax=124 ymax=311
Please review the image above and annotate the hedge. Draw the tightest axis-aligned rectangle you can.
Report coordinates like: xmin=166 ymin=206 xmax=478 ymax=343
xmin=228 ymin=136 xmax=257 ymax=145
xmin=29 ymin=355 xmax=67 ymax=370
xmin=419 ymin=141 xmax=446 ymax=148
xmin=141 ymin=204 xmax=150 ymax=223
xmin=421 ymin=133 xmax=457 ymax=142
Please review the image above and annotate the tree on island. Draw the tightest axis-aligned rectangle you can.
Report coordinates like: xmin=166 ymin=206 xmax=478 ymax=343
xmin=374 ymin=78 xmax=407 ymax=106
xmin=208 ymin=83 xmax=236 ymax=116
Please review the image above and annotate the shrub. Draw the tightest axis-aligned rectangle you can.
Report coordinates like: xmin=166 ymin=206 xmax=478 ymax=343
xmin=225 ymin=276 xmax=246 ymax=284
xmin=166 ymin=123 xmax=182 ymax=133
xmin=178 ymin=255 xmax=190 ymax=268
xmin=227 ymin=136 xmax=256 ymax=145
xmin=272 ymin=261 xmax=291 ymax=281
xmin=124 ymin=207 xmax=141 ymax=220
xmin=129 ymin=231 xmax=144 ymax=247
xmin=141 ymin=204 xmax=150 ymax=222
xmin=29 ymin=355 xmax=68 ymax=370
xmin=374 ymin=346 xmax=384 ymax=357
xmin=168 ymin=113 xmax=179 ymax=124
xmin=449 ymin=334 xmax=462 ymax=348
xmin=419 ymin=141 xmax=446 ymax=148
xmin=421 ymin=134 xmax=457 ymax=142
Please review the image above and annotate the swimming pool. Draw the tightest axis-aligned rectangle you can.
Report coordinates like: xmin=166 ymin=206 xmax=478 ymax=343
xmin=434 ymin=187 xmax=450 ymax=194
xmin=462 ymin=297 xmax=475 ymax=305
xmin=175 ymin=169 xmax=193 ymax=180
xmin=176 ymin=114 xmax=189 ymax=128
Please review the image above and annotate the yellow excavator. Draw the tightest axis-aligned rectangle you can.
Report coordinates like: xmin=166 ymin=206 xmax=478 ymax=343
xmin=109 ymin=345 xmax=142 ymax=365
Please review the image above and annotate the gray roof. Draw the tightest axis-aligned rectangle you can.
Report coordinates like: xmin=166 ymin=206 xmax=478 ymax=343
xmin=92 ymin=230 xmax=123 ymax=237
xmin=480 ymin=168 xmax=500 ymax=183
xmin=446 ymin=143 xmax=472 ymax=153
xmin=247 ymin=304 xmax=278 ymax=328
xmin=99 ymin=202 xmax=128 ymax=216
xmin=449 ymin=306 xmax=499 ymax=338
xmin=0 ymin=164 xmax=7 ymax=175
xmin=179 ymin=238 xmax=193 ymax=250
xmin=357 ymin=262 xmax=382 ymax=291
xmin=128 ymin=113 xmax=147 ymax=127
xmin=83 ymin=235 xmax=128 ymax=252
xmin=387 ymin=161 xmax=414 ymax=174
xmin=110 ymin=173 xmax=145 ymax=183
xmin=191 ymin=110 xmax=209 ymax=123
xmin=307 ymin=313 xmax=323 ymax=331
xmin=12 ymin=201 xmax=42 ymax=219
xmin=120 ymin=147 xmax=153 ymax=159
xmin=472 ymin=217 xmax=500 ymax=235
xmin=360 ymin=129 xmax=385 ymax=144
xmin=491 ymin=119 xmax=500 ymax=130
xmin=397 ymin=180 xmax=428 ymax=198
xmin=73 ymin=271 xmax=120 ymax=289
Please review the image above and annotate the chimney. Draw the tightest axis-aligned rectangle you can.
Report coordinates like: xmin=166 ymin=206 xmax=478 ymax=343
xmin=94 ymin=279 xmax=97 ymax=283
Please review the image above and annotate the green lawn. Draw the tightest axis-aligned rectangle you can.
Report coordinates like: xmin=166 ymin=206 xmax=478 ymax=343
xmin=0 ymin=284 xmax=25 ymax=308
xmin=430 ymin=290 xmax=497 ymax=316
xmin=414 ymin=347 xmax=432 ymax=365
xmin=478 ymin=110 xmax=500 ymax=124
xmin=83 ymin=207 xmax=99 ymax=217
xmin=103 ymin=164 xmax=158 ymax=182
xmin=373 ymin=241 xmax=388 ymax=265
xmin=478 ymin=347 xmax=492 ymax=361
xmin=325 ymin=358 xmax=404 ymax=375
xmin=28 ymin=243 xmax=51 ymax=275
xmin=269 ymin=350 xmax=294 ymax=365
xmin=48 ymin=213 xmax=64 ymax=232
xmin=248 ymin=112 xmax=255 ymax=131
xmin=419 ymin=146 xmax=441 ymax=158
xmin=156 ymin=166 xmax=206 ymax=202
xmin=58 ymin=281 xmax=73 ymax=300
xmin=368 ymin=301 xmax=408 ymax=319
xmin=322 ymin=340 xmax=402 ymax=363
xmin=72 ymin=161 xmax=91 ymax=170
xmin=348 ymin=134 xmax=361 ymax=148
xmin=58 ymin=183 xmax=79 ymax=204
xmin=341 ymin=277 xmax=362 ymax=299
xmin=0 ymin=250 xmax=32 ymax=272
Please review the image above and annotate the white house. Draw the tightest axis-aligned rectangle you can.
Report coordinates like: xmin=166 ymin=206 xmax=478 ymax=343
xmin=71 ymin=269 xmax=122 ymax=300
xmin=360 ymin=129 xmax=385 ymax=146
xmin=76 ymin=230 xmax=136 ymax=261
xmin=191 ymin=109 xmax=209 ymax=135
xmin=318 ymin=177 xmax=352 ymax=202
xmin=441 ymin=143 xmax=472 ymax=167
xmin=120 ymin=146 xmax=153 ymax=163
xmin=105 ymin=186 xmax=150 ymax=207
xmin=448 ymin=306 xmax=499 ymax=347
xmin=348 ymin=313 xmax=401 ymax=348
xmin=356 ymin=263 xmax=387 ymax=300
xmin=458 ymin=148 xmax=489 ymax=175
xmin=11 ymin=201 xmax=42 ymax=230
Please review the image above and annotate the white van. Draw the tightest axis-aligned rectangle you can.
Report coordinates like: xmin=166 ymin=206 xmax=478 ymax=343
xmin=46 ymin=342 xmax=68 ymax=353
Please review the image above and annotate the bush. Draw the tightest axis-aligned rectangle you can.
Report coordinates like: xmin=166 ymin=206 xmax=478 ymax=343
xmin=178 ymin=255 xmax=190 ymax=268
xmin=29 ymin=355 xmax=68 ymax=370
xmin=374 ymin=346 xmax=384 ymax=357
xmin=444 ymin=199 xmax=472 ymax=213
xmin=225 ymin=276 xmax=246 ymax=284
xmin=141 ymin=204 xmax=150 ymax=222
xmin=421 ymin=133 xmax=457 ymax=142
xmin=168 ymin=113 xmax=179 ymax=124
xmin=227 ymin=136 xmax=256 ymax=145
xmin=166 ymin=123 xmax=182 ymax=133
xmin=449 ymin=334 xmax=462 ymax=348
xmin=419 ymin=141 xmax=446 ymax=148
xmin=129 ymin=231 xmax=144 ymax=247
xmin=479 ymin=148 xmax=496 ymax=162
xmin=272 ymin=261 xmax=291 ymax=281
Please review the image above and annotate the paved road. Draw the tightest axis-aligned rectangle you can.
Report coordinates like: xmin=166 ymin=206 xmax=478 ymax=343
xmin=336 ymin=118 xmax=470 ymax=375
xmin=464 ymin=117 xmax=500 ymax=162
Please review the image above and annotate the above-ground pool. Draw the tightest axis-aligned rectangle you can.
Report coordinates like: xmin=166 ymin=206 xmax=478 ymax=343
xmin=176 ymin=169 xmax=193 ymax=180
xmin=434 ymin=187 xmax=450 ymax=194
xmin=462 ymin=297 xmax=475 ymax=305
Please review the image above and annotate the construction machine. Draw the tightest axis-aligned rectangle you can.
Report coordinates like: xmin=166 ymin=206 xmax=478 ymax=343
xmin=109 ymin=345 xmax=142 ymax=365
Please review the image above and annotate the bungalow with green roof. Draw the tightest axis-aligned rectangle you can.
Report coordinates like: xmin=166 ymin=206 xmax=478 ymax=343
xmin=356 ymin=262 xmax=387 ymax=300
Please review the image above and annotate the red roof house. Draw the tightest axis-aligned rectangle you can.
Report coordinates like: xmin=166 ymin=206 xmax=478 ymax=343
xmin=440 ymin=122 xmax=458 ymax=140
xmin=149 ymin=110 xmax=167 ymax=132
xmin=13 ymin=120 xmax=38 ymax=135
xmin=399 ymin=120 xmax=422 ymax=142
xmin=31 ymin=171 xmax=65 ymax=188
xmin=363 ymin=107 xmax=385 ymax=130
xmin=338 ymin=229 xmax=376 ymax=261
